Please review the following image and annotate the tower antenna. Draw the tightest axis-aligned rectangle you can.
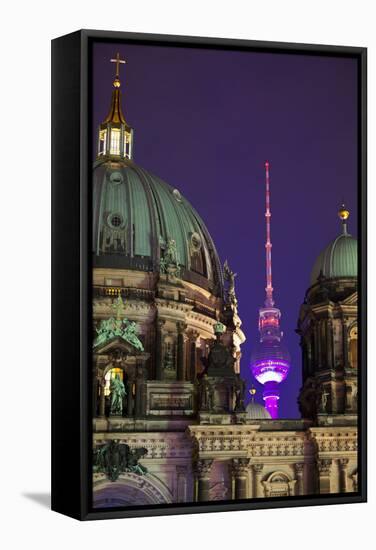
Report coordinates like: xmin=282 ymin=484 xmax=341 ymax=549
xmin=264 ymin=161 xmax=274 ymax=307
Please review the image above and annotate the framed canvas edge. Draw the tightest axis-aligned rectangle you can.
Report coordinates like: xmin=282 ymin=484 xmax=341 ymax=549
xmin=52 ymin=29 xmax=367 ymax=521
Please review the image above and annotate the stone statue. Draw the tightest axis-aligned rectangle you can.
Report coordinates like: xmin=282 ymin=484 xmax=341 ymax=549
xmin=298 ymin=377 xmax=319 ymax=420
xmin=319 ymin=386 xmax=329 ymax=414
xmin=93 ymin=440 xmax=148 ymax=481
xmin=160 ymin=237 xmax=181 ymax=278
xmin=94 ymin=323 xmax=108 ymax=347
xmin=233 ymin=375 xmax=246 ymax=412
xmin=110 ymin=374 xmax=126 ymax=416
xmin=165 ymin=238 xmax=178 ymax=265
xmin=207 ymin=339 xmax=235 ymax=375
xmin=199 ymin=374 xmax=213 ymax=411
xmin=122 ymin=319 xmax=144 ymax=351
xmin=223 ymin=260 xmax=238 ymax=306
xmin=93 ymin=315 xmax=144 ymax=352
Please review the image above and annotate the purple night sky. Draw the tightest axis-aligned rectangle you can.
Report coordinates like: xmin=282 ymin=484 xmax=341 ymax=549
xmin=91 ymin=41 xmax=358 ymax=418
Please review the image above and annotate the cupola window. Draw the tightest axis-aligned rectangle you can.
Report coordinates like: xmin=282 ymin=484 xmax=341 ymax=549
xmin=96 ymin=53 xmax=134 ymax=161
xmin=110 ymin=129 xmax=121 ymax=155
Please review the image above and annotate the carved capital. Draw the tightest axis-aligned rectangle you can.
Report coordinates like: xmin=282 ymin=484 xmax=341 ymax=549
xmin=157 ymin=319 xmax=166 ymax=330
xmin=338 ymin=458 xmax=349 ymax=471
xmin=318 ymin=458 xmax=332 ymax=475
xmin=194 ymin=459 xmax=213 ymax=478
xmin=295 ymin=462 xmax=304 ymax=475
xmin=177 ymin=321 xmax=188 ymax=334
xmin=187 ymin=330 xmax=201 ymax=347
xmin=231 ymin=458 xmax=250 ymax=477
xmin=252 ymin=463 xmax=264 ymax=475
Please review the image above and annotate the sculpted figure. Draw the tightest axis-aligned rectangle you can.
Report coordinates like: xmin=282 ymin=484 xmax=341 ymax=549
xmin=233 ymin=375 xmax=246 ymax=412
xmin=199 ymin=374 xmax=213 ymax=411
xmin=93 ymin=441 xmax=148 ymax=481
xmin=110 ymin=374 xmax=127 ymax=416
xmin=122 ymin=319 xmax=144 ymax=351
xmin=298 ymin=377 xmax=319 ymax=420
xmin=223 ymin=259 xmax=237 ymax=305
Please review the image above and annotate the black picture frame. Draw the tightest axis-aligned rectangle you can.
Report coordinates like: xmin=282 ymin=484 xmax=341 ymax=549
xmin=51 ymin=29 xmax=367 ymax=521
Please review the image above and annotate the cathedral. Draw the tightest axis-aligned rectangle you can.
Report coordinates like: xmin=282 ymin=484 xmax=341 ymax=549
xmin=92 ymin=56 xmax=358 ymax=508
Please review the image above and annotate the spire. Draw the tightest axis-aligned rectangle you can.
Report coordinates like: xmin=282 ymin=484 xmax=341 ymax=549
xmin=97 ymin=53 xmax=134 ymax=160
xmin=249 ymin=385 xmax=256 ymax=403
xmin=264 ymin=161 xmax=274 ymax=307
xmin=338 ymin=203 xmax=350 ymax=235
xmin=104 ymin=53 xmax=127 ymax=124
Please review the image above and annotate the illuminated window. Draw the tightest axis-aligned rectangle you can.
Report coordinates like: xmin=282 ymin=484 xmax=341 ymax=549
xmin=98 ymin=129 xmax=107 ymax=156
xmin=110 ymin=129 xmax=121 ymax=155
xmin=104 ymin=367 xmax=123 ymax=396
xmin=349 ymin=325 xmax=358 ymax=369
xmin=123 ymin=131 xmax=132 ymax=159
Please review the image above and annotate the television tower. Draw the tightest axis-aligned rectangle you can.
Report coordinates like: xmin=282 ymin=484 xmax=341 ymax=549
xmin=250 ymin=162 xmax=291 ymax=418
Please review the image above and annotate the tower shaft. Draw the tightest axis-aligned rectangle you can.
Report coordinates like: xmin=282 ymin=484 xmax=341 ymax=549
xmin=250 ymin=162 xmax=291 ymax=419
xmin=264 ymin=161 xmax=274 ymax=307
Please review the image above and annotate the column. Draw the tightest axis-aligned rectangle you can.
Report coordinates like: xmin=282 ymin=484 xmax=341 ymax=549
xmin=155 ymin=319 xmax=165 ymax=380
xmin=188 ymin=331 xmax=199 ymax=381
xmin=326 ymin=318 xmax=334 ymax=370
xmin=252 ymin=464 xmax=264 ymax=498
xmin=176 ymin=466 xmax=188 ymax=503
xmin=127 ymin=377 xmax=134 ymax=417
xmin=317 ymin=320 xmax=322 ymax=369
xmin=342 ymin=320 xmax=349 ymax=369
xmin=99 ymin=380 xmax=106 ymax=417
xmin=295 ymin=463 xmax=305 ymax=495
xmin=92 ymin=364 xmax=101 ymax=417
xmin=195 ymin=459 xmax=213 ymax=502
xmin=231 ymin=458 xmax=250 ymax=500
xmin=339 ymin=458 xmax=349 ymax=493
xmin=134 ymin=364 xmax=145 ymax=417
xmin=177 ymin=322 xmax=187 ymax=381
xmin=318 ymin=459 xmax=332 ymax=494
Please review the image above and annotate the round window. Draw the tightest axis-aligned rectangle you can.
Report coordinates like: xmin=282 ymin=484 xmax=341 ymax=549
xmin=173 ymin=189 xmax=182 ymax=202
xmin=108 ymin=213 xmax=124 ymax=228
xmin=109 ymin=171 xmax=123 ymax=185
xmin=190 ymin=232 xmax=202 ymax=251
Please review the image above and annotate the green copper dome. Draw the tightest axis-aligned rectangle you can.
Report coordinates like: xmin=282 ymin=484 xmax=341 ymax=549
xmin=310 ymin=222 xmax=357 ymax=285
xmin=93 ymin=159 xmax=223 ymax=295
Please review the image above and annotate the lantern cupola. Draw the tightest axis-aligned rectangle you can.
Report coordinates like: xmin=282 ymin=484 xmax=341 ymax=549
xmin=97 ymin=53 xmax=134 ymax=160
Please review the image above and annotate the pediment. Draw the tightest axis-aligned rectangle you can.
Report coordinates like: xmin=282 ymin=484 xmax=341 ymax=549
xmin=341 ymin=291 xmax=358 ymax=306
xmin=93 ymin=336 xmax=141 ymax=356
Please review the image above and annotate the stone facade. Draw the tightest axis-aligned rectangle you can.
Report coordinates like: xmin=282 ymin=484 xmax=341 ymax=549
xmin=91 ymin=68 xmax=358 ymax=508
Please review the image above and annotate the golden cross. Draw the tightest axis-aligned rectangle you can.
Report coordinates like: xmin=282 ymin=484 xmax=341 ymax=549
xmin=111 ymin=292 xmax=125 ymax=320
xmin=110 ymin=52 xmax=126 ymax=78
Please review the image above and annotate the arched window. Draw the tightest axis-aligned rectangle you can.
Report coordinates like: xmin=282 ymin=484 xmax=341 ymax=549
xmin=104 ymin=367 xmax=123 ymax=396
xmin=349 ymin=325 xmax=358 ymax=369
xmin=262 ymin=472 xmax=296 ymax=497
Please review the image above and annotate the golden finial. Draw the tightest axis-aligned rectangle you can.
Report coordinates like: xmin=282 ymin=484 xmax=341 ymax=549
xmin=338 ymin=203 xmax=350 ymax=235
xmin=338 ymin=203 xmax=350 ymax=221
xmin=249 ymin=385 xmax=256 ymax=401
xmin=110 ymin=53 xmax=126 ymax=87
xmin=111 ymin=292 xmax=125 ymax=320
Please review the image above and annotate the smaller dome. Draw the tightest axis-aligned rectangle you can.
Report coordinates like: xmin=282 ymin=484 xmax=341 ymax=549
xmin=311 ymin=232 xmax=357 ymax=285
xmin=246 ymin=401 xmax=272 ymax=419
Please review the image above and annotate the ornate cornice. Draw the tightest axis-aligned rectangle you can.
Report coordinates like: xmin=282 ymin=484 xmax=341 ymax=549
xmin=93 ymin=432 xmax=193 ymax=459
